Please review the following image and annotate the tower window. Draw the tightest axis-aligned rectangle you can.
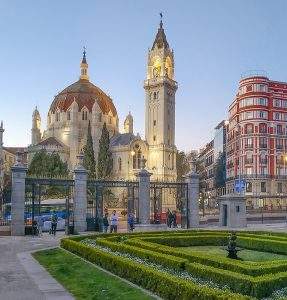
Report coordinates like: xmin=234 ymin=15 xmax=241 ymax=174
xmin=98 ymin=113 xmax=102 ymax=122
xmin=153 ymin=135 xmax=156 ymax=141
xmin=56 ymin=112 xmax=60 ymax=122
xmin=67 ymin=111 xmax=71 ymax=121
xmin=109 ymin=116 xmax=112 ymax=124
xmin=153 ymin=120 xmax=156 ymax=126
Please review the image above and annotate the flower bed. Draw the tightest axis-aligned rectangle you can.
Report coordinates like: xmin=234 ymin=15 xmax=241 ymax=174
xmin=61 ymin=230 xmax=287 ymax=299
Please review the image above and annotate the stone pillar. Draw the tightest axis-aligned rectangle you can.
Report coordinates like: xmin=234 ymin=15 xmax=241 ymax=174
xmin=73 ymin=153 xmax=87 ymax=233
xmin=137 ymin=158 xmax=152 ymax=224
xmin=185 ymin=169 xmax=200 ymax=228
xmin=11 ymin=152 xmax=27 ymax=236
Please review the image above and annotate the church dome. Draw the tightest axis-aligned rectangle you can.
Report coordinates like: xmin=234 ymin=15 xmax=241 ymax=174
xmin=49 ymin=50 xmax=117 ymax=117
xmin=49 ymin=79 xmax=117 ymax=116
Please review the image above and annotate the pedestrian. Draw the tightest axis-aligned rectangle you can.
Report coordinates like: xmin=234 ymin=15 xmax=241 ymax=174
xmin=38 ymin=215 xmax=44 ymax=236
xmin=102 ymin=213 xmax=109 ymax=233
xmin=50 ymin=212 xmax=58 ymax=236
xmin=32 ymin=218 xmax=38 ymax=236
xmin=172 ymin=210 xmax=177 ymax=228
xmin=110 ymin=210 xmax=119 ymax=233
xmin=127 ymin=213 xmax=135 ymax=232
xmin=167 ymin=209 xmax=173 ymax=228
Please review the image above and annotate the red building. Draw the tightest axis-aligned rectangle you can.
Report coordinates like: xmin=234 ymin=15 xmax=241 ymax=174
xmin=226 ymin=74 xmax=287 ymax=209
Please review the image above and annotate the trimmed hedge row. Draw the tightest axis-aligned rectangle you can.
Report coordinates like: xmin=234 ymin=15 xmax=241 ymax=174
xmin=61 ymin=238 xmax=251 ymax=300
xmin=186 ymin=261 xmax=287 ymax=298
xmin=96 ymin=237 xmax=188 ymax=270
xmin=125 ymin=238 xmax=287 ymax=276
xmin=237 ymin=236 xmax=287 ymax=255
xmin=142 ymin=235 xmax=228 ymax=247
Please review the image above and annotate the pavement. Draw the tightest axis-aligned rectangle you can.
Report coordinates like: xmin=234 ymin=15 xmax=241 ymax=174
xmin=0 ymin=232 xmax=74 ymax=300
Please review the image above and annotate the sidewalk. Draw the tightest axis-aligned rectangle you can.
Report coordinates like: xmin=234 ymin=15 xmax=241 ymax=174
xmin=0 ymin=232 xmax=73 ymax=300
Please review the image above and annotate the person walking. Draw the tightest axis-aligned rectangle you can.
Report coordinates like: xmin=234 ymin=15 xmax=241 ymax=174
xmin=50 ymin=212 xmax=58 ymax=236
xmin=127 ymin=213 xmax=135 ymax=232
xmin=38 ymin=215 xmax=44 ymax=236
xmin=32 ymin=218 xmax=38 ymax=236
xmin=172 ymin=210 xmax=177 ymax=228
xmin=167 ymin=209 xmax=173 ymax=228
xmin=110 ymin=210 xmax=119 ymax=233
xmin=102 ymin=213 xmax=109 ymax=233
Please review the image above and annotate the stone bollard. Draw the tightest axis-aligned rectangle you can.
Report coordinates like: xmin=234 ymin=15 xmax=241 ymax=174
xmin=11 ymin=152 xmax=27 ymax=236
xmin=137 ymin=158 xmax=152 ymax=224
xmin=184 ymin=170 xmax=200 ymax=228
xmin=73 ymin=153 xmax=87 ymax=233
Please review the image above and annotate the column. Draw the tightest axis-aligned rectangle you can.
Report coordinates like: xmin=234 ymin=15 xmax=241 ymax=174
xmin=11 ymin=152 xmax=27 ymax=236
xmin=185 ymin=170 xmax=200 ymax=228
xmin=73 ymin=153 xmax=87 ymax=233
xmin=137 ymin=158 xmax=152 ymax=224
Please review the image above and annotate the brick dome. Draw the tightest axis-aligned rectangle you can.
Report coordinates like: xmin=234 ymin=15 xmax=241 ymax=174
xmin=49 ymin=79 xmax=117 ymax=117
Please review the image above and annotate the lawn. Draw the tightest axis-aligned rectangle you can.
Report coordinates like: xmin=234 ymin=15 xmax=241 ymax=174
xmin=175 ymin=245 xmax=287 ymax=262
xmin=33 ymin=248 xmax=155 ymax=300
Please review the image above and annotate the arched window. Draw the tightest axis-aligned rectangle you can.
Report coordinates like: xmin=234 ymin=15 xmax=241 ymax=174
xmin=67 ymin=111 xmax=71 ymax=121
xmin=56 ymin=112 xmax=60 ymax=122
xmin=118 ymin=157 xmax=122 ymax=172
xmin=82 ymin=110 xmax=88 ymax=120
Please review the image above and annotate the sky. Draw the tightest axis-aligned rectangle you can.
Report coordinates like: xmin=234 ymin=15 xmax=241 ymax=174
xmin=1 ymin=0 xmax=287 ymax=152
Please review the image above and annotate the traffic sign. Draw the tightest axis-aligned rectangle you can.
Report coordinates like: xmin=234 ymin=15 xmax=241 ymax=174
xmin=234 ymin=179 xmax=246 ymax=193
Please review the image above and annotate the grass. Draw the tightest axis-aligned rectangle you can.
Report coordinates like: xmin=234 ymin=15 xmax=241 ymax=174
xmin=33 ymin=248 xmax=155 ymax=300
xmin=176 ymin=246 xmax=287 ymax=262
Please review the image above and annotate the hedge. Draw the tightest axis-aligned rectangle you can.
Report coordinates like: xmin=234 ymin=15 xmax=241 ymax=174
xmin=124 ymin=238 xmax=287 ymax=276
xmin=96 ymin=237 xmax=188 ymax=270
xmin=142 ymin=235 xmax=228 ymax=247
xmin=61 ymin=238 xmax=251 ymax=300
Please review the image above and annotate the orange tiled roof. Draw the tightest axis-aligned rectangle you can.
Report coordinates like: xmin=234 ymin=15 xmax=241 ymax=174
xmin=49 ymin=79 xmax=117 ymax=117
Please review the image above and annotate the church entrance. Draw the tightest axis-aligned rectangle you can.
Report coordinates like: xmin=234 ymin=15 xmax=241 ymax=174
xmin=25 ymin=177 xmax=74 ymax=235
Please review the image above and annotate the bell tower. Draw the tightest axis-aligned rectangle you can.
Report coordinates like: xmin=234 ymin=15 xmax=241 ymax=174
xmin=144 ymin=16 xmax=177 ymax=180
xmin=31 ymin=106 xmax=42 ymax=145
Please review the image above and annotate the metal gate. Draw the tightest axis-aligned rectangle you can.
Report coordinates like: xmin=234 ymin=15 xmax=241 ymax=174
xmin=25 ymin=177 xmax=74 ymax=235
xmin=86 ymin=180 xmax=138 ymax=231
xmin=150 ymin=181 xmax=189 ymax=228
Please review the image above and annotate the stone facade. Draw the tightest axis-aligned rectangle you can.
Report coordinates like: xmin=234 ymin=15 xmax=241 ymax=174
xmin=27 ymin=20 xmax=178 ymax=188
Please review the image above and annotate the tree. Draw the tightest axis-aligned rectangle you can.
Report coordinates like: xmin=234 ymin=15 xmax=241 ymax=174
xmin=97 ymin=123 xmax=113 ymax=179
xmin=83 ymin=121 xmax=96 ymax=178
xmin=28 ymin=150 xmax=68 ymax=178
xmin=176 ymin=151 xmax=190 ymax=181
xmin=214 ymin=151 xmax=226 ymax=189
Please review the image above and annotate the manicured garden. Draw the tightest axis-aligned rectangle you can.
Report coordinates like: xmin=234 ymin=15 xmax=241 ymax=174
xmin=39 ymin=230 xmax=287 ymax=299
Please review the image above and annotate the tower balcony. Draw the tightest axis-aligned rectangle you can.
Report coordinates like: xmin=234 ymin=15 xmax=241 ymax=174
xmin=144 ymin=76 xmax=178 ymax=89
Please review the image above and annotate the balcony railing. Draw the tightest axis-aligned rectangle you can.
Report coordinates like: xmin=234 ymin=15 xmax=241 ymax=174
xmin=259 ymin=144 xmax=267 ymax=149
xmin=259 ymin=159 xmax=268 ymax=164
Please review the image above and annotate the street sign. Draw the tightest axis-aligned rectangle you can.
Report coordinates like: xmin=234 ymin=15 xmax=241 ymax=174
xmin=234 ymin=179 xmax=246 ymax=193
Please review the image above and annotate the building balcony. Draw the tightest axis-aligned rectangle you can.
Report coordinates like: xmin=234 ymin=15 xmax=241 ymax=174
xmin=259 ymin=144 xmax=267 ymax=149
xmin=259 ymin=159 xmax=268 ymax=164
xmin=245 ymin=144 xmax=254 ymax=149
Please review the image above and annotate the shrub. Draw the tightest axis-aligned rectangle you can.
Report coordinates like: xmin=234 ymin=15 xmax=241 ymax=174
xmin=61 ymin=238 xmax=250 ymax=300
xmin=96 ymin=238 xmax=188 ymax=270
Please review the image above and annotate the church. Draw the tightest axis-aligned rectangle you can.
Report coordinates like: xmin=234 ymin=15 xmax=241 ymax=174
xmin=28 ymin=19 xmax=178 ymax=181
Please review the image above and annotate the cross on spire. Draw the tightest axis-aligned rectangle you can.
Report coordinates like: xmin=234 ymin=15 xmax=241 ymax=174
xmin=159 ymin=12 xmax=163 ymax=28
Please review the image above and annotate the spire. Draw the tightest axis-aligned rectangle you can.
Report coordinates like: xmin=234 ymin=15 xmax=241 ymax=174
xmin=80 ymin=47 xmax=89 ymax=80
xmin=152 ymin=13 xmax=169 ymax=50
